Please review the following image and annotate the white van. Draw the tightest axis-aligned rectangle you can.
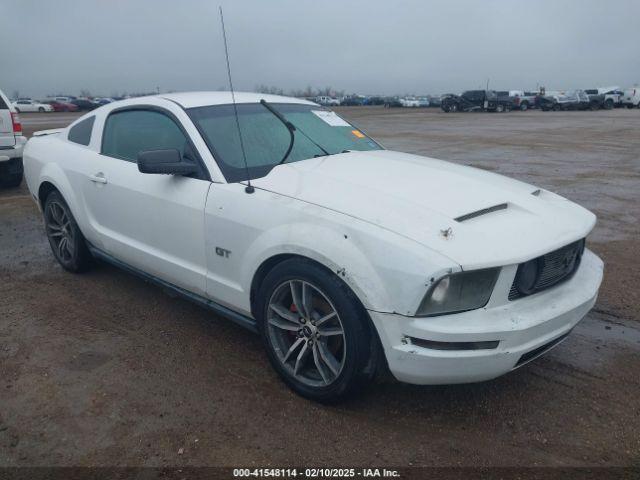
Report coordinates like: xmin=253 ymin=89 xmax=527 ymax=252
xmin=0 ymin=88 xmax=27 ymax=187
xmin=621 ymin=87 xmax=640 ymax=108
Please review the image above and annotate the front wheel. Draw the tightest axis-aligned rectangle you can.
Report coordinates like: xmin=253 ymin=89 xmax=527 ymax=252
xmin=38 ymin=107 xmax=45 ymax=112
xmin=43 ymin=191 xmax=92 ymax=272
xmin=256 ymin=259 xmax=380 ymax=402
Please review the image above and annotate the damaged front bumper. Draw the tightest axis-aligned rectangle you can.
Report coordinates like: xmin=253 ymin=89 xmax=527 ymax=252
xmin=369 ymin=248 xmax=604 ymax=385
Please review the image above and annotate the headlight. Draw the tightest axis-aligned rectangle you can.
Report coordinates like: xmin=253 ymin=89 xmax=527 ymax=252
xmin=416 ymin=268 xmax=500 ymax=317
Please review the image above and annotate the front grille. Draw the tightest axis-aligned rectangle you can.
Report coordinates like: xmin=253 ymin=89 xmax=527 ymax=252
xmin=509 ymin=239 xmax=585 ymax=300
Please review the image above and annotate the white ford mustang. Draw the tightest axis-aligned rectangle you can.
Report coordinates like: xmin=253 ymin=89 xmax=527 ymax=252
xmin=23 ymin=92 xmax=604 ymax=401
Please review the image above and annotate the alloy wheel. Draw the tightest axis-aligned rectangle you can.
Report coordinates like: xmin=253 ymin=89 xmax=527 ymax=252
xmin=45 ymin=201 xmax=75 ymax=263
xmin=266 ymin=279 xmax=346 ymax=387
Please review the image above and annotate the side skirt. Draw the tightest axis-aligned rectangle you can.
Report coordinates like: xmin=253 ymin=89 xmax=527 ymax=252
xmin=87 ymin=245 xmax=258 ymax=333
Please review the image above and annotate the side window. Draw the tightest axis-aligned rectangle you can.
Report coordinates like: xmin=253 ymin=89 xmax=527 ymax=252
xmin=68 ymin=116 xmax=95 ymax=146
xmin=101 ymin=109 xmax=189 ymax=162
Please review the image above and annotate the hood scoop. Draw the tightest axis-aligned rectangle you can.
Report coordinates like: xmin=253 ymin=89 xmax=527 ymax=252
xmin=454 ymin=203 xmax=508 ymax=223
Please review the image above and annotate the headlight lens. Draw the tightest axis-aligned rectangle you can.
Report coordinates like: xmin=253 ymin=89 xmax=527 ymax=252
xmin=416 ymin=268 xmax=500 ymax=317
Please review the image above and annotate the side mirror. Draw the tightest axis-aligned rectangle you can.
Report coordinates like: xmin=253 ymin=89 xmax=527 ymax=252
xmin=137 ymin=149 xmax=198 ymax=176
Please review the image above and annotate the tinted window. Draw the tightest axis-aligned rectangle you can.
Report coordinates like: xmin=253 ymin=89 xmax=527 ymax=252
xmin=102 ymin=110 xmax=189 ymax=162
xmin=68 ymin=116 xmax=95 ymax=146
xmin=0 ymin=97 xmax=7 ymax=109
xmin=188 ymin=103 xmax=381 ymax=182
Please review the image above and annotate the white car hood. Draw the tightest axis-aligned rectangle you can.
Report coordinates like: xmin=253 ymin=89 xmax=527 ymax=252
xmin=252 ymin=150 xmax=596 ymax=269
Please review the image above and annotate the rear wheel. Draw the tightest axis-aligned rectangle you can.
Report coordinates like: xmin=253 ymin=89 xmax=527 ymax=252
xmin=256 ymin=259 xmax=379 ymax=402
xmin=0 ymin=171 xmax=22 ymax=188
xmin=604 ymin=99 xmax=614 ymax=110
xmin=0 ymin=158 xmax=23 ymax=188
xmin=43 ymin=191 xmax=92 ymax=272
xmin=520 ymin=101 xmax=529 ymax=111
xmin=38 ymin=107 xmax=45 ymax=113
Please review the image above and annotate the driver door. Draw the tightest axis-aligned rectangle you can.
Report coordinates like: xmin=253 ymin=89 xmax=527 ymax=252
xmin=82 ymin=108 xmax=211 ymax=295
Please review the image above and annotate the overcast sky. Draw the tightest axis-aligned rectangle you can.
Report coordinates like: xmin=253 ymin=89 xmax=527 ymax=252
xmin=1 ymin=0 xmax=639 ymax=98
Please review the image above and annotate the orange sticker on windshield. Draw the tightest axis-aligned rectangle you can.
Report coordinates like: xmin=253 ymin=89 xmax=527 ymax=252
xmin=351 ymin=130 xmax=365 ymax=138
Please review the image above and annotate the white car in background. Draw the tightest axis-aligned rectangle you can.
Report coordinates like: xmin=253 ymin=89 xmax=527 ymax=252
xmin=23 ymin=92 xmax=603 ymax=401
xmin=400 ymin=97 xmax=421 ymax=107
xmin=621 ymin=87 xmax=640 ymax=108
xmin=0 ymin=88 xmax=27 ymax=187
xmin=315 ymin=95 xmax=340 ymax=106
xmin=12 ymin=99 xmax=54 ymax=113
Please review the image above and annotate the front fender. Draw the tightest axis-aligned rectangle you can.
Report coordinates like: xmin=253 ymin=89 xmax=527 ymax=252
xmin=241 ymin=214 xmax=458 ymax=316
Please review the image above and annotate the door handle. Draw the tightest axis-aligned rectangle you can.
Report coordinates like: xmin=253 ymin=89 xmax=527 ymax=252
xmin=89 ymin=173 xmax=107 ymax=184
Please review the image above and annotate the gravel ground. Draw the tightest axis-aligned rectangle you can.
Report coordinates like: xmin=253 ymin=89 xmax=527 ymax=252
xmin=0 ymin=109 xmax=638 ymax=469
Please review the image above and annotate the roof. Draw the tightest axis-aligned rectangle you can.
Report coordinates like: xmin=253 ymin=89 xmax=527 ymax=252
xmin=160 ymin=91 xmax=317 ymax=109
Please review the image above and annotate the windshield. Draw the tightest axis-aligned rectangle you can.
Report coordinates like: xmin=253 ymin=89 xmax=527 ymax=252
xmin=188 ymin=103 xmax=382 ymax=182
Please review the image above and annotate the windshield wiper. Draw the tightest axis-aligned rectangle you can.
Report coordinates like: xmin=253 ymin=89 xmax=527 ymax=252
xmin=260 ymin=99 xmax=330 ymax=163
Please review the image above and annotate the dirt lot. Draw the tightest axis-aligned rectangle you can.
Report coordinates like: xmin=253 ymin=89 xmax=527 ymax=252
xmin=1 ymin=109 xmax=638 ymax=469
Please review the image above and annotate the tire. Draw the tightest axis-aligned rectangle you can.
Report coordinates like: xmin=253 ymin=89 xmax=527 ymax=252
xmin=553 ymin=104 xmax=561 ymax=111
xmin=0 ymin=158 xmax=23 ymax=188
xmin=0 ymin=171 xmax=22 ymax=188
xmin=496 ymin=104 xmax=504 ymax=113
xmin=520 ymin=102 xmax=529 ymax=111
xmin=604 ymin=99 xmax=614 ymax=110
xmin=256 ymin=258 xmax=380 ymax=402
xmin=43 ymin=191 xmax=92 ymax=273
xmin=38 ymin=107 xmax=45 ymax=113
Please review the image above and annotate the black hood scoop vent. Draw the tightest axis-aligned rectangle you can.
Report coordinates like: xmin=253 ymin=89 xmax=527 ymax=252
xmin=455 ymin=203 xmax=508 ymax=223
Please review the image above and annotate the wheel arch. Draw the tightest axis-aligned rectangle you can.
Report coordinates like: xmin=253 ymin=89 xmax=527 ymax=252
xmin=249 ymin=252 xmax=387 ymax=377
xmin=249 ymin=253 xmax=371 ymax=321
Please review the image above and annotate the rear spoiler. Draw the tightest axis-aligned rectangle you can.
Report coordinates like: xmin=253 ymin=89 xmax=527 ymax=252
xmin=33 ymin=128 xmax=64 ymax=137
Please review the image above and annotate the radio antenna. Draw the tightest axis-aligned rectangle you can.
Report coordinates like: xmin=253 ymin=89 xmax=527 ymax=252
xmin=219 ymin=6 xmax=254 ymax=194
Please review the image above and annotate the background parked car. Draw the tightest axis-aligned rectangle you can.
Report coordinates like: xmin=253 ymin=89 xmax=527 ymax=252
xmin=93 ymin=97 xmax=115 ymax=106
xmin=42 ymin=100 xmax=79 ymax=112
xmin=70 ymin=98 xmax=98 ymax=111
xmin=585 ymin=86 xmax=623 ymax=109
xmin=441 ymin=90 xmax=513 ymax=112
xmin=383 ymin=96 xmax=403 ymax=108
xmin=339 ymin=95 xmax=366 ymax=106
xmin=315 ymin=96 xmax=340 ymax=106
xmin=49 ymin=96 xmax=77 ymax=103
xmin=621 ymin=87 xmax=640 ymax=108
xmin=399 ymin=97 xmax=421 ymax=107
xmin=0 ymin=88 xmax=26 ymax=187
xmin=497 ymin=90 xmax=538 ymax=111
xmin=12 ymin=99 xmax=53 ymax=113
xmin=539 ymin=90 xmax=600 ymax=111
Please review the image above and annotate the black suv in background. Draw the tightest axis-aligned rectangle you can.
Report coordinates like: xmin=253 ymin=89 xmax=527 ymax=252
xmin=441 ymin=90 xmax=514 ymax=112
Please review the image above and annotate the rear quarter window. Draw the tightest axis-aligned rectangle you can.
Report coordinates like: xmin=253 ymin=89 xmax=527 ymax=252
xmin=68 ymin=116 xmax=95 ymax=146
xmin=0 ymin=97 xmax=8 ymax=109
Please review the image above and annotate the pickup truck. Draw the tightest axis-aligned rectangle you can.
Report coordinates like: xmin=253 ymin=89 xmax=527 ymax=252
xmin=497 ymin=90 xmax=538 ymax=111
xmin=441 ymin=90 xmax=513 ymax=113
xmin=621 ymin=87 xmax=640 ymax=108
xmin=584 ymin=86 xmax=623 ymax=109
xmin=0 ymin=88 xmax=27 ymax=187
